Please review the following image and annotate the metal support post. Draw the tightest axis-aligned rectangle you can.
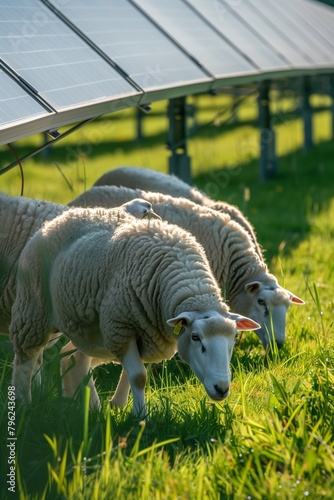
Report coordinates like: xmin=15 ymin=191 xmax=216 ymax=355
xmin=302 ymin=76 xmax=313 ymax=151
xmin=258 ymin=80 xmax=277 ymax=181
xmin=167 ymin=96 xmax=192 ymax=184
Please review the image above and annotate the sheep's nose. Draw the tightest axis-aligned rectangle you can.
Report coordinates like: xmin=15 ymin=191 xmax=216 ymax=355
xmin=214 ymin=384 xmax=230 ymax=399
xmin=276 ymin=340 xmax=284 ymax=349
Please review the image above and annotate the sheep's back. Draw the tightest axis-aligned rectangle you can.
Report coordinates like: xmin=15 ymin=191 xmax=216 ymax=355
xmin=93 ymin=167 xmax=206 ymax=205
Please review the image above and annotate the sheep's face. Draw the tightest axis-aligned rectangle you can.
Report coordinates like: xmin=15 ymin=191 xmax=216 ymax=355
xmin=122 ymin=198 xmax=161 ymax=220
xmin=235 ymin=281 xmax=304 ymax=350
xmin=167 ymin=311 xmax=260 ymax=401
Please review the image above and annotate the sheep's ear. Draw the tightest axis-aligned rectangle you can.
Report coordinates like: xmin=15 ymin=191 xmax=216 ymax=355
xmin=245 ymin=281 xmax=261 ymax=294
xmin=288 ymin=291 xmax=305 ymax=305
xmin=150 ymin=211 xmax=162 ymax=220
xmin=167 ymin=313 xmax=192 ymax=328
xmin=227 ymin=313 xmax=261 ymax=331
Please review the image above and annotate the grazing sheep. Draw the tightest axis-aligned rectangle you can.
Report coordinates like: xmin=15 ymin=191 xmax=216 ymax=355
xmin=70 ymin=186 xmax=304 ymax=350
xmin=10 ymin=209 xmax=259 ymax=415
xmin=0 ymin=194 xmax=159 ymax=335
xmin=0 ymin=193 xmax=160 ymax=391
xmin=93 ymin=166 xmax=262 ymax=256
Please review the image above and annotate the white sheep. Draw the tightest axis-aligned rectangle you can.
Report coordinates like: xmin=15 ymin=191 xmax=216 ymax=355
xmin=93 ymin=166 xmax=262 ymax=256
xmin=0 ymin=193 xmax=160 ymax=392
xmin=10 ymin=208 xmax=259 ymax=415
xmin=70 ymin=186 xmax=304 ymax=350
xmin=0 ymin=194 xmax=159 ymax=335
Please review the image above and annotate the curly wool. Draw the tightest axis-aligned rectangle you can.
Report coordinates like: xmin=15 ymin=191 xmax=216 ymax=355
xmin=69 ymin=186 xmax=268 ymax=309
xmin=0 ymin=194 xmax=154 ymax=335
xmin=0 ymin=194 xmax=66 ymax=332
xmin=92 ymin=166 xmax=262 ymax=256
xmin=11 ymin=211 xmax=228 ymax=365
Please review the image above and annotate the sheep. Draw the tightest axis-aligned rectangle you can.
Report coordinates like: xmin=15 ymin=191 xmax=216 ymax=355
xmin=93 ymin=166 xmax=262 ymax=257
xmin=10 ymin=208 xmax=260 ymax=415
xmin=94 ymin=166 xmax=207 ymax=204
xmin=69 ymin=186 xmax=304 ymax=350
xmin=0 ymin=193 xmax=160 ymax=390
xmin=0 ymin=194 xmax=159 ymax=335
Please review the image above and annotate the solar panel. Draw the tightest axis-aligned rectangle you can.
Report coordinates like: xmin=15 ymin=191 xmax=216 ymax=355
xmin=45 ymin=0 xmax=211 ymax=94
xmin=304 ymin=0 xmax=334 ymax=41
xmin=188 ymin=0 xmax=289 ymax=72
xmin=131 ymin=0 xmax=257 ymax=84
xmin=0 ymin=0 xmax=140 ymax=112
xmin=249 ymin=0 xmax=332 ymax=65
xmin=1 ymin=0 xmax=334 ymax=148
xmin=267 ymin=0 xmax=334 ymax=62
xmin=225 ymin=0 xmax=310 ymax=67
xmin=280 ymin=0 xmax=334 ymax=52
xmin=0 ymin=67 xmax=49 ymax=127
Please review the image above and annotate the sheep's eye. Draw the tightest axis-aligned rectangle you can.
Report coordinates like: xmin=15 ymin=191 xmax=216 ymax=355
xmin=258 ymin=298 xmax=266 ymax=306
xmin=191 ymin=334 xmax=200 ymax=341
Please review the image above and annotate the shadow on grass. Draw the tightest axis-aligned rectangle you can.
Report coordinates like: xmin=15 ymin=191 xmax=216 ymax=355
xmin=0 ymin=101 xmax=304 ymax=171
xmin=0 ymin=120 xmax=259 ymax=171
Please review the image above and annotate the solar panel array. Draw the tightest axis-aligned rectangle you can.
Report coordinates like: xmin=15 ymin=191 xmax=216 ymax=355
xmin=0 ymin=0 xmax=333 ymax=146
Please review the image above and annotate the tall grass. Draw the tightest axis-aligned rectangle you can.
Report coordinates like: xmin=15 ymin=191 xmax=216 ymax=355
xmin=0 ymin=93 xmax=334 ymax=498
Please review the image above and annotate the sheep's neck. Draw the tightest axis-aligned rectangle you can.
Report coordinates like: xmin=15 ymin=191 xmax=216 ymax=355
xmin=212 ymin=224 xmax=268 ymax=304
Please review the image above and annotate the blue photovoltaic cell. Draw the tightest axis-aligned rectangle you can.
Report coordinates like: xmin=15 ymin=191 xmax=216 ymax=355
xmin=0 ymin=68 xmax=49 ymax=127
xmin=188 ymin=0 xmax=289 ymax=71
xmin=0 ymin=0 xmax=139 ymax=111
xmin=225 ymin=0 xmax=310 ymax=67
xmin=132 ymin=0 xmax=257 ymax=80
xmin=47 ymin=0 xmax=210 ymax=91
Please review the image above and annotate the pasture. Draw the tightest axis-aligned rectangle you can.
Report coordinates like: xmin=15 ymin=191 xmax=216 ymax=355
xmin=0 ymin=93 xmax=333 ymax=499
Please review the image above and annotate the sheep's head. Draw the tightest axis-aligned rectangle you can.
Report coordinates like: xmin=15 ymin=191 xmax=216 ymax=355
xmin=122 ymin=198 xmax=161 ymax=220
xmin=167 ymin=310 xmax=260 ymax=401
xmin=233 ymin=278 xmax=304 ymax=350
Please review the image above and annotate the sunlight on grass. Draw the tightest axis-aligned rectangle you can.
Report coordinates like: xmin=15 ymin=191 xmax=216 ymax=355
xmin=1 ymin=93 xmax=334 ymax=498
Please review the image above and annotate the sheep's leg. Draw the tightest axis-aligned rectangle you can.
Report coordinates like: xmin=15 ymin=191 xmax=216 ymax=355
xmin=60 ymin=342 xmax=101 ymax=410
xmin=120 ymin=338 xmax=147 ymax=417
xmin=32 ymin=351 xmax=43 ymax=386
xmin=12 ymin=351 xmax=41 ymax=403
xmin=110 ymin=369 xmax=131 ymax=408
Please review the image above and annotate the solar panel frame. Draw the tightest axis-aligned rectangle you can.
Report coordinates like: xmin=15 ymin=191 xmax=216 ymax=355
xmin=0 ymin=91 xmax=143 ymax=147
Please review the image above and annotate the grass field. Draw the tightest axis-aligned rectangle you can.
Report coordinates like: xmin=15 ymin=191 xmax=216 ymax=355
xmin=0 ymin=93 xmax=334 ymax=499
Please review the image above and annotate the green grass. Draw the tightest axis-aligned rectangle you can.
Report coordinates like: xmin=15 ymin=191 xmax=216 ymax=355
xmin=1 ymin=93 xmax=334 ymax=499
